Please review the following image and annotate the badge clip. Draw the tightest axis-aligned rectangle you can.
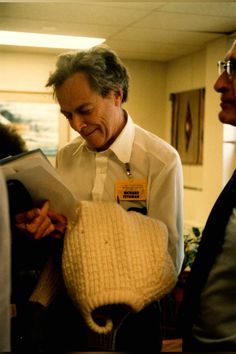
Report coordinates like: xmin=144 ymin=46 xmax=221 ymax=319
xmin=125 ymin=163 xmax=132 ymax=178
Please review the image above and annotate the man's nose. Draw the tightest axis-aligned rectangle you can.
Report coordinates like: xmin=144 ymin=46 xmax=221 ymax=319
xmin=214 ymin=71 xmax=231 ymax=93
xmin=71 ymin=113 xmax=87 ymax=132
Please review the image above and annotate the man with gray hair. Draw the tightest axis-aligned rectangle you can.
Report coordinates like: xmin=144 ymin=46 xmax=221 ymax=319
xmin=181 ymin=38 xmax=236 ymax=351
xmin=14 ymin=45 xmax=184 ymax=351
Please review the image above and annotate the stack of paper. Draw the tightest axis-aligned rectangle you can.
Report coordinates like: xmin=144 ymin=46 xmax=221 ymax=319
xmin=0 ymin=149 xmax=78 ymax=220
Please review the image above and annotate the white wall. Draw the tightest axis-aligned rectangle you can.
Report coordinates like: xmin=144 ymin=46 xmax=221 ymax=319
xmin=166 ymin=49 xmax=206 ymax=226
xmin=0 ymin=51 xmax=55 ymax=92
xmin=0 ymin=36 xmax=234 ymax=227
xmin=0 ymin=51 xmax=69 ymax=165
xmin=165 ymin=35 xmax=233 ymax=226
xmin=124 ymin=59 xmax=167 ymax=139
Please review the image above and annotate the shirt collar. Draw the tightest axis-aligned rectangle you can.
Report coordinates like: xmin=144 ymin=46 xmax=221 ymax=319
xmin=72 ymin=138 xmax=87 ymax=156
xmin=109 ymin=113 xmax=135 ymax=163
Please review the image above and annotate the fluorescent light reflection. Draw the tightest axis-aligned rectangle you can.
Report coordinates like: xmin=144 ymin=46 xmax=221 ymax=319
xmin=0 ymin=31 xmax=105 ymax=49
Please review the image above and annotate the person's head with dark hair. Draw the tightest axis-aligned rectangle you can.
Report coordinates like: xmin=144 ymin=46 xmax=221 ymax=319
xmin=0 ymin=123 xmax=27 ymax=159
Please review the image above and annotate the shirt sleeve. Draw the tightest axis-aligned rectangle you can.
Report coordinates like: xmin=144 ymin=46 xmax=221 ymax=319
xmin=147 ymin=152 xmax=184 ymax=274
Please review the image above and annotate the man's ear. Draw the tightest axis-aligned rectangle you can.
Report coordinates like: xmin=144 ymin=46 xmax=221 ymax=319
xmin=114 ymin=88 xmax=123 ymax=106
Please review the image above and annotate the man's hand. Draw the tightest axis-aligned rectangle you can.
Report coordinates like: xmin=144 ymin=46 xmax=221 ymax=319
xmin=48 ymin=209 xmax=68 ymax=239
xmin=15 ymin=201 xmax=67 ymax=240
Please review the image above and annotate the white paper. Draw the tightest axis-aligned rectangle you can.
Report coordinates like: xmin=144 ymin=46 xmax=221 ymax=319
xmin=0 ymin=149 xmax=78 ymax=221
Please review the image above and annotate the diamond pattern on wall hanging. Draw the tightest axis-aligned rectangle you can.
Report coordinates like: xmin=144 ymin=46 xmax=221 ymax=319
xmin=171 ymin=88 xmax=205 ymax=165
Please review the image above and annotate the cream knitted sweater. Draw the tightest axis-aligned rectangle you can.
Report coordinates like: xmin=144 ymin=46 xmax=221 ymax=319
xmin=30 ymin=201 xmax=177 ymax=334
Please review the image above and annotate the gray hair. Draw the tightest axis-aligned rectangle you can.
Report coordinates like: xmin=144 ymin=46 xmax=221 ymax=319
xmin=46 ymin=45 xmax=129 ymax=103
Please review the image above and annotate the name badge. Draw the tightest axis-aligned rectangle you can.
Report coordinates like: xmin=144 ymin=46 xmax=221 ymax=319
xmin=115 ymin=179 xmax=147 ymax=201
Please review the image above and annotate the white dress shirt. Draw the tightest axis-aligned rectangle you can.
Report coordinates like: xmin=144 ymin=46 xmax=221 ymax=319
xmin=0 ymin=168 xmax=11 ymax=352
xmin=56 ymin=114 xmax=184 ymax=273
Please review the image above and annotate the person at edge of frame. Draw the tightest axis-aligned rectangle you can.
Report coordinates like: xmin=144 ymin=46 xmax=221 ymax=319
xmin=180 ymin=38 xmax=236 ymax=352
xmin=0 ymin=122 xmax=66 ymax=351
xmin=0 ymin=168 xmax=11 ymax=352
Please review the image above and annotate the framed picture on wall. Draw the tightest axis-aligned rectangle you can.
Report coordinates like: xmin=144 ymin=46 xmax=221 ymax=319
xmin=0 ymin=91 xmax=69 ymax=156
xmin=170 ymin=88 xmax=205 ymax=165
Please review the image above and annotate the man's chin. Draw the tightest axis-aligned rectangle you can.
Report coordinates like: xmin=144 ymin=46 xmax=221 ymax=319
xmin=86 ymin=140 xmax=104 ymax=151
xmin=219 ymin=111 xmax=236 ymax=126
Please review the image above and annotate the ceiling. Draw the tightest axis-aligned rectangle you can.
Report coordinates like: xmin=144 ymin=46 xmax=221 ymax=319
xmin=0 ymin=1 xmax=236 ymax=61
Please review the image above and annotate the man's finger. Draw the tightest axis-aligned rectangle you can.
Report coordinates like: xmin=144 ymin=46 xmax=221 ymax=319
xmin=15 ymin=208 xmax=40 ymax=223
xmin=40 ymin=200 xmax=50 ymax=216
xmin=48 ymin=210 xmax=67 ymax=224
xmin=34 ymin=221 xmax=55 ymax=240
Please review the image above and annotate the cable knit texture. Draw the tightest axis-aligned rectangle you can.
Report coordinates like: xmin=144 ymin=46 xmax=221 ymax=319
xmin=62 ymin=201 xmax=177 ymax=334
